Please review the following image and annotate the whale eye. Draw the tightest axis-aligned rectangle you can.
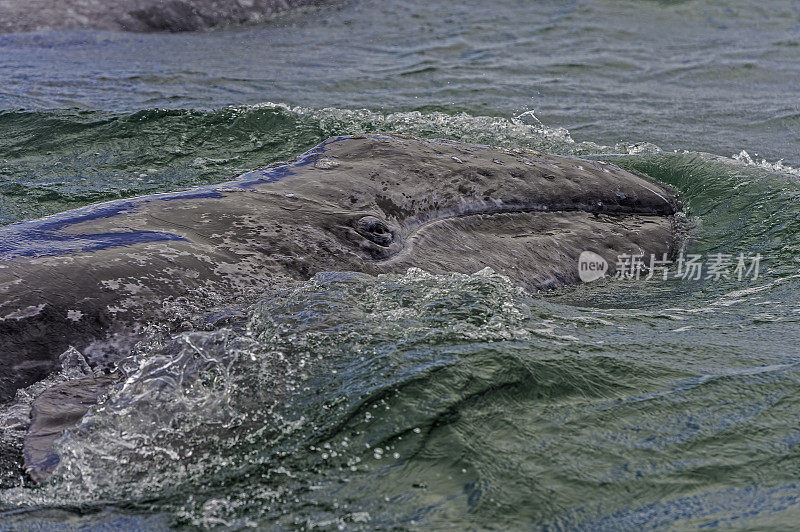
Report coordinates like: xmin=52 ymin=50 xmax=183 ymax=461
xmin=356 ymin=216 xmax=394 ymax=246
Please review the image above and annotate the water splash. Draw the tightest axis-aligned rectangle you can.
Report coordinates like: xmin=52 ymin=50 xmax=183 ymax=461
xmin=732 ymin=149 xmax=800 ymax=177
xmin=1 ymin=257 xmax=800 ymax=528
xmin=0 ymin=268 xmax=603 ymax=527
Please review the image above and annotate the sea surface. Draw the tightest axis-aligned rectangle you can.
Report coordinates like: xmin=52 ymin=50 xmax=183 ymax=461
xmin=1 ymin=0 xmax=800 ymax=529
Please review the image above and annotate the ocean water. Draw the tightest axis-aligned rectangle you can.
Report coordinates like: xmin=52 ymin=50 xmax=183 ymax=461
xmin=1 ymin=0 xmax=800 ymax=529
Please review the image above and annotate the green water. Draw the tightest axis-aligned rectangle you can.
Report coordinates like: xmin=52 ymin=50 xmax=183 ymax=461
xmin=2 ymin=0 xmax=800 ymax=529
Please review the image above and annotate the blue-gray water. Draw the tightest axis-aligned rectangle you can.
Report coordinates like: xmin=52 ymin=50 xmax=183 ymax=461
xmin=1 ymin=0 xmax=800 ymax=529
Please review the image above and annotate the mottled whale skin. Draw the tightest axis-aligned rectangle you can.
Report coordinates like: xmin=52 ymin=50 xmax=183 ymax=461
xmin=0 ymin=134 xmax=682 ymax=480
xmin=0 ymin=0 xmax=327 ymax=33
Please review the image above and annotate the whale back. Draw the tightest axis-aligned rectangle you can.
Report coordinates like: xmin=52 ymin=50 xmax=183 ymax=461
xmin=0 ymin=0 xmax=329 ymax=33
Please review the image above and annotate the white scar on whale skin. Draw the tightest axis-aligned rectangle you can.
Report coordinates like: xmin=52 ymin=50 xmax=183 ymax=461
xmin=2 ymin=304 xmax=46 ymax=321
xmin=0 ymin=278 xmax=23 ymax=292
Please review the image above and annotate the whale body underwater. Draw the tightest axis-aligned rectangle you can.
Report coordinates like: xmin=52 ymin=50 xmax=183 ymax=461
xmin=0 ymin=0 xmax=327 ymax=33
xmin=0 ymin=134 xmax=683 ymax=481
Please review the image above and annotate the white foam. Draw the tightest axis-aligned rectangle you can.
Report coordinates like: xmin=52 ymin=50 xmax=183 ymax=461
xmin=732 ymin=150 xmax=800 ymax=177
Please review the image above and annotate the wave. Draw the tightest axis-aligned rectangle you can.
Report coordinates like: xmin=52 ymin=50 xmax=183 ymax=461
xmin=0 ymin=102 xmax=664 ymax=225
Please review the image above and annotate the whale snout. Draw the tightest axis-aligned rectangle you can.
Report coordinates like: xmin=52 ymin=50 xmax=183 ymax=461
xmin=287 ymin=134 xmax=684 ymax=289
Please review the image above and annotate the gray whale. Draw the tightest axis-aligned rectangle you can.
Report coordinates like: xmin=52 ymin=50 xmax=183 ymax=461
xmin=0 ymin=0 xmax=327 ymax=33
xmin=0 ymin=134 xmax=682 ymax=481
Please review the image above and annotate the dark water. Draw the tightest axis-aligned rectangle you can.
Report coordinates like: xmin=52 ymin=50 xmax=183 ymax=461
xmin=1 ymin=0 xmax=800 ymax=529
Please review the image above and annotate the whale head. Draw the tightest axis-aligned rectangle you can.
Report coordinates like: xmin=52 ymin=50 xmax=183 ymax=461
xmin=232 ymin=134 xmax=682 ymax=290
